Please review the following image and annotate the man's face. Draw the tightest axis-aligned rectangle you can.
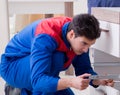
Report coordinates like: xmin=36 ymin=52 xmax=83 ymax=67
xmin=68 ymin=30 xmax=96 ymax=55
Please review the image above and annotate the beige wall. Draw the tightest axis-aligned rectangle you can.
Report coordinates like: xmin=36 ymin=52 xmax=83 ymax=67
xmin=15 ymin=14 xmax=64 ymax=33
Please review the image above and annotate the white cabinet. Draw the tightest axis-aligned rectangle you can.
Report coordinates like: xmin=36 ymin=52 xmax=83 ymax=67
xmin=92 ymin=8 xmax=120 ymax=58
xmin=91 ymin=8 xmax=120 ymax=91
xmin=93 ymin=20 xmax=120 ymax=57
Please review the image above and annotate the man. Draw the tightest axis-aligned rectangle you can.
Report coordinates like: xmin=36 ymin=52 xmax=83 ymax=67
xmin=0 ymin=14 xmax=114 ymax=95
xmin=88 ymin=0 xmax=120 ymax=13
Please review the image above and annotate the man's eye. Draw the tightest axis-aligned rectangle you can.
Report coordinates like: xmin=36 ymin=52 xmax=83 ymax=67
xmin=82 ymin=42 xmax=87 ymax=46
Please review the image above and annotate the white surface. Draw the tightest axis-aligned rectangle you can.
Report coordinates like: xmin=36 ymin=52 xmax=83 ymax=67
xmin=97 ymin=85 xmax=120 ymax=95
xmin=8 ymin=0 xmax=76 ymax=15
xmin=0 ymin=0 xmax=10 ymax=54
xmin=92 ymin=20 xmax=120 ymax=57
xmin=8 ymin=0 xmax=87 ymax=15
xmin=9 ymin=1 xmax=65 ymax=15
xmin=74 ymin=0 xmax=87 ymax=15
xmin=0 ymin=78 xmax=5 ymax=95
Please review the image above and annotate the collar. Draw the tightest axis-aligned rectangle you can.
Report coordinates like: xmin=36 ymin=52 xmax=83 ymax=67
xmin=62 ymin=22 xmax=71 ymax=49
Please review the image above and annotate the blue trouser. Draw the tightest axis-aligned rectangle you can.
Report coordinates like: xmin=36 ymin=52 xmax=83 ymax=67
xmin=1 ymin=55 xmax=32 ymax=95
xmin=88 ymin=0 xmax=120 ymax=13
xmin=0 ymin=55 xmax=74 ymax=95
xmin=26 ymin=88 xmax=74 ymax=95
xmin=0 ymin=55 xmax=32 ymax=90
xmin=54 ymin=88 xmax=74 ymax=95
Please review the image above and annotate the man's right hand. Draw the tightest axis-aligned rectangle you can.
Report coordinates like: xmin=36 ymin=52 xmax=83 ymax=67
xmin=57 ymin=73 xmax=91 ymax=91
xmin=70 ymin=73 xmax=91 ymax=90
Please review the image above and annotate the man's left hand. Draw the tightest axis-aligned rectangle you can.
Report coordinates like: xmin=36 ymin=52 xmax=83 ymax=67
xmin=92 ymin=79 xmax=114 ymax=87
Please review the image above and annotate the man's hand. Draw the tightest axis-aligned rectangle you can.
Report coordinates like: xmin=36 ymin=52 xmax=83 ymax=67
xmin=92 ymin=79 xmax=114 ymax=87
xmin=70 ymin=73 xmax=91 ymax=90
xmin=57 ymin=73 xmax=91 ymax=91
xmin=100 ymin=79 xmax=114 ymax=87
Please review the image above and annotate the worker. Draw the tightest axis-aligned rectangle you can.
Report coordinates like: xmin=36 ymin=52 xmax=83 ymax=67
xmin=0 ymin=14 xmax=114 ymax=95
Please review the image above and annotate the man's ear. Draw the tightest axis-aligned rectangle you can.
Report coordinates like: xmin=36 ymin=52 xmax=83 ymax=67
xmin=69 ymin=30 xmax=75 ymax=38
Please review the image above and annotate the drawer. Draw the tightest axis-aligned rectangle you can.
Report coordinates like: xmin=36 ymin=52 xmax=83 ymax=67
xmin=92 ymin=8 xmax=120 ymax=24
xmin=91 ymin=8 xmax=120 ymax=57
xmin=92 ymin=20 xmax=120 ymax=57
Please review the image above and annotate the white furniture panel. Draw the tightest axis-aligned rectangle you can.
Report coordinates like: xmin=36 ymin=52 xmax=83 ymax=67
xmin=92 ymin=20 xmax=120 ymax=57
xmin=92 ymin=8 xmax=120 ymax=57
xmin=91 ymin=8 xmax=120 ymax=91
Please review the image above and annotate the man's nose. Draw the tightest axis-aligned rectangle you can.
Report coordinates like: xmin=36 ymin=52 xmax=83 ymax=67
xmin=82 ymin=46 xmax=89 ymax=53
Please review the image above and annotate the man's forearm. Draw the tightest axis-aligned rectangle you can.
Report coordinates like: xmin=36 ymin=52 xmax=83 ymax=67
xmin=57 ymin=73 xmax=91 ymax=91
xmin=57 ymin=78 xmax=73 ymax=90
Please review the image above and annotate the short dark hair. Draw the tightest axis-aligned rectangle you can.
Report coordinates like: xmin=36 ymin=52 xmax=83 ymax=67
xmin=68 ymin=14 xmax=101 ymax=40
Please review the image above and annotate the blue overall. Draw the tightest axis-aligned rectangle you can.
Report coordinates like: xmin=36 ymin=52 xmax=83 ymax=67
xmin=0 ymin=17 xmax=97 ymax=95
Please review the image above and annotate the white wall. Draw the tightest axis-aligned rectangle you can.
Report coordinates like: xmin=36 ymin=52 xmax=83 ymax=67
xmin=0 ymin=0 xmax=10 ymax=54
xmin=74 ymin=0 xmax=88 ymax=15
xmin=0 ymin=0 xmax=88 ymax=55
